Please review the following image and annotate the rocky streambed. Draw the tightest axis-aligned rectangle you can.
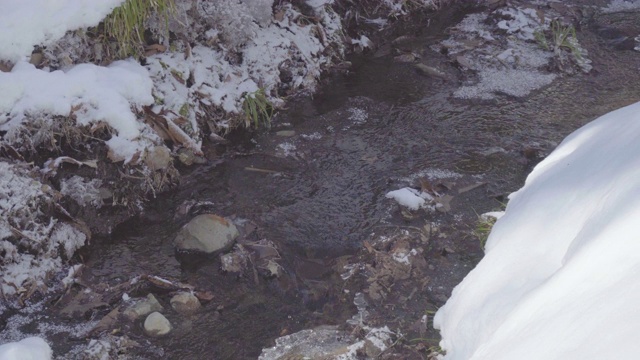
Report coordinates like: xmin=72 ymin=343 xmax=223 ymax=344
xmin=3 ymin=1 xmax=640 ymax=359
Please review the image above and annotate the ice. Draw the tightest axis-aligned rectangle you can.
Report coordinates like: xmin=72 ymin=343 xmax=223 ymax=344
xmin=454 ymin=68 xmax=556 ymax=100
xmin=603 ymin=0 xmax=640 ymax=13
xmin=435 ymin=101 xmax=640 ymax=359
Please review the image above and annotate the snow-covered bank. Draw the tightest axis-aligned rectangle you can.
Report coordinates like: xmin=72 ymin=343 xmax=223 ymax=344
xmin=0 ymin=0 xmax=348 ymax=302
xmin=434 ymin=101 xmax=640 ymax=359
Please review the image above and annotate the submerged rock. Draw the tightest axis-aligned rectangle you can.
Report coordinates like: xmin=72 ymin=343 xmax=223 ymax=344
xmin=123 ymin=294 xmax=164 ymax=321
xmin=170 ymin=292 xmax=201 ymax=314
xmin=144 ymin=312 xmax=172 ymax=337
xmin=174 ymin=214 xmax=239 ymax=254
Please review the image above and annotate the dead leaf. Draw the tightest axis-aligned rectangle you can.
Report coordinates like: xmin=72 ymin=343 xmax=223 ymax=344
xmin=144 ymin=44 xmax=167 ymax=57
xmin=144 ymin=107 xmax=203 ymax=155
xmin=434 ymin=194 xmax=453 ymax=213
xmin=536 ymin=9 xmax=545 ymax=24
xmin=89 ymin=307 xmax=121 ymax=336
xmin=1 ymin=144 xmax=25 ymax=162
xmin=420 ymin=178 xmax=436 ymax=195
xmin=457 ymin=182 xmax=487 ymax=194
xmin=274 ymin=9 xmax=285 ymax=22
xmin=455 ymin=55 xmax=473 ymax=69
xmin=44 ymin=156 xmax=98 ymax=174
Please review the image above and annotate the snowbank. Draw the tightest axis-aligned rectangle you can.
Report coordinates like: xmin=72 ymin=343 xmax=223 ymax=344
xmin=434 ymin=101 xmax=640 ymax=359
xmin=0 ymin=337 xmax=52 ymax=360
xmin=1 ymin=60 xmax=155 ymax=162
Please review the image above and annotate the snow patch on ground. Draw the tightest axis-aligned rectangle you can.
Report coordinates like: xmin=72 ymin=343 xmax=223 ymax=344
xmin=0 ymin=60 xmax=156 ymax=163
xmin=386 ymin=188 xmax=433 ymax=210
xmin=435 ymin=101 xmax=640 ymax=359
xmin=0 ymin=337 xmax=52 ymax=360
xmin=0 ymin=0 xmax=124 ymax=63
xmin=401 ymin=168 xmax=463 ymax=183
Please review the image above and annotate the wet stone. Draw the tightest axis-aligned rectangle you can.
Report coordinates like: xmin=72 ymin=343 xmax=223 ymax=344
xmin=174 ymin=214 xmax=239 ymax=254
xmin=275 ymin=130 xmax=296 ymax=137
xmin=170 ymin=292 xmax=201 ymax=314
xmin=144 ymin=312 xmax=172 ymax=337
xmin=123 ymin=294 xmax=164 ymax=321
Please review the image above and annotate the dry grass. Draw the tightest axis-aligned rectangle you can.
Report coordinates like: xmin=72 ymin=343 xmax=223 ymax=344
xmin=104 ymin=0 xmax=175 ymax=58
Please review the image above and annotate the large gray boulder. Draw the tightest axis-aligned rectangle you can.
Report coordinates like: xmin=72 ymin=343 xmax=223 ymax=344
xmin=174 ymin=214 xmax=239 ymax=253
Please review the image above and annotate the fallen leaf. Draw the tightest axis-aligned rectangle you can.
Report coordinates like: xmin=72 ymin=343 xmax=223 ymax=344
xmin=435 ymin=194 xmax=453 ymax=213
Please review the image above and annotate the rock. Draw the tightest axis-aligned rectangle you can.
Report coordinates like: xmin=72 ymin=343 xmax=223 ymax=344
xmin=177 ymin=148 xmax=206 ymax=166
xmin=275 ymin=130 xmax=295 ymax=137
xmin=393 ymin=53 xmax=418 ymax=63
xmin=414 ymin=63 xmax=448 ymax=80
xmin=145 ymin=146 xmax=172 ymax=171
xmin=123 ymin=294 xmax=164 ymax=321
xmin=170 ymin=292 xmax=201 ymax=314
xmin=220 ymin=251 xmax=247 ymax=273
xmin=174 ymin=214 xmax=239 ymax=254
xmin=144 ymin=312 xmax=172 ymax=337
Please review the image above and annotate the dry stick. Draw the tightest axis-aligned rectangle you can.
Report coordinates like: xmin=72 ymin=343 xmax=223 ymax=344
xmin=244 ymin=167 xmax=281 ymax=174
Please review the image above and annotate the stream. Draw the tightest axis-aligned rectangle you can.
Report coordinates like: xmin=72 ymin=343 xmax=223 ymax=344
xmin=3 ymin=3 xmax=640 ymax=359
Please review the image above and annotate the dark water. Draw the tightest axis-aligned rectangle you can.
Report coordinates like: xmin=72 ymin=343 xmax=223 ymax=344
xmin=39 ymin=6 xmax=640 ymax=359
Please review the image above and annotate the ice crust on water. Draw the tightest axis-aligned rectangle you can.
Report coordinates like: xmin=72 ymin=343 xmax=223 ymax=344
xmin=435 ymin=101 xmax=640 ymax=359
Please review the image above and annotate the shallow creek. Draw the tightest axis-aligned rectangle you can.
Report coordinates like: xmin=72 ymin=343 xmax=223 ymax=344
xmin=6 ymin=5 xmax=640 ymax=359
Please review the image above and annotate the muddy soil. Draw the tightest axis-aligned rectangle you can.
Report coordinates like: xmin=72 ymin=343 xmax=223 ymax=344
xmin=3 ymin=2 xmax=640 ymax=359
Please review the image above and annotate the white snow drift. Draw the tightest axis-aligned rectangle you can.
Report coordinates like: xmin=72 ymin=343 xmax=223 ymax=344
xmin=434 ymin=101 xmax=640 ymax=359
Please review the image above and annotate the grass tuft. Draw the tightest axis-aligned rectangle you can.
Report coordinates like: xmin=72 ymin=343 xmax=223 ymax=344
xmin=104 ymin=0 xmax=175 ymax=58
xmin=473 ymin=215 xmax=497 ymax=250
xmin=242 ymin=88 xmax=274 ymax=128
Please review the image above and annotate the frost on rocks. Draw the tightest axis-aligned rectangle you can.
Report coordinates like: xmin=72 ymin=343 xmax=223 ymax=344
xmin=348 ymin=107 xmax=369 ymax=125
xmin=436 ymin=5 xmax=592 ymax=100
xmin=496 ymin=7 xmax=545 ymax=41
xmin=0 ymin=300 xmax=97 ymax=356
xmin=60 ymin=176 xmax=104 ymax=208
xmin=259 ymin=326 xmax=355 ymax=360
xmin=454 ymin=68 xmax=556 ymax=100
xmin=602 ymin=0 xmax=640 ymax=13
xmin=0 ymin=162 xmax=86 ymax=296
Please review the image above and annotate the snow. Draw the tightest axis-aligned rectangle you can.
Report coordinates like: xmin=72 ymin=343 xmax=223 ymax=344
xmin=0 ymin=162 xmax=86 ymax=296
xmin=386 ymin=187 xmax=433 ymax=210
xmin=0 ymin=60 xmax=155 ymax=163
xmin=0 ymin=337 xmax=52 ymax=360
xmin=434 ymin=101 xmax=640 ymax=359
xmin=0 ymin=0 xmax=124 ymax=63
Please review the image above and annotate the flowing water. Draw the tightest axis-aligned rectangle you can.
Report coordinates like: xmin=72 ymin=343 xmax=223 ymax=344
xmin=6 ymin=5 xmax=640 ymax=359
